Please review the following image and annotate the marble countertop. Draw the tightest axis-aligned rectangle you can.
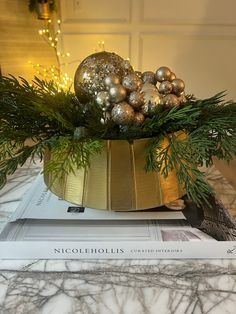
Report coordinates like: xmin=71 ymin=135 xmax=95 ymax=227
xmin=0 ymin=161 xmax=236 ymax=314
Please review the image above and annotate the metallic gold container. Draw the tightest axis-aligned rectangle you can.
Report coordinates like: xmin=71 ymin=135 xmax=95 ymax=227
xmin=44 ymin=135 xmax=185 ymax=211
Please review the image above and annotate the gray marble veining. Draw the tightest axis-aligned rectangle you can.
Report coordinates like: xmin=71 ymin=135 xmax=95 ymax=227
xmin=0 ymin=162 xmax=236 ymax=314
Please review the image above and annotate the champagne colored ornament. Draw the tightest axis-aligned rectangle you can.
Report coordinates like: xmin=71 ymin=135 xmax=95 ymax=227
xmin=74 ymin=51 xmax=133 ymax=102
xmin=133 ymin=112 xmax=145 ymax=125
xmin=162 ymin=94 xmax=180 ymax=108
xmin=156 ymin=66 xmax=172 ymax=82
xmin=140 ymin=82 xmax=157 ymax=93
xmin=122 ymin=73 xmax=142 ymax=92
xmin=128 ymin=91 xmax=144 ymax=109
xmin=104 ymin=74 xmax=120 ymax=88
xmin=172 ymin=78 xmax=185 ymax=95
xmin=109 ymin=84 xmax=127 ymax=103
xmin=142 ymin=71 xmax=157 ymax=85
xmin=111 ymin=102 xmax=134 ymax=125
xmin=159 ymin=81 xmax=172 ymax=94
xmin=142 ymin=90 xmax=161 ymax=115
xmin=178 ymin=92 xmax=187 ymax=104
xmin=169 ymin=72 xmax=176 ymax=82
xmin=96 ymin=91 xmax=109 ymax=106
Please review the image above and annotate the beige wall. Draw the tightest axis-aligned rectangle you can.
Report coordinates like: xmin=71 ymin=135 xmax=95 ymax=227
xmin=0 ymin=0 xmax=57 ymax=80
xmin=60 ymin=0 xmax=236 ymax=100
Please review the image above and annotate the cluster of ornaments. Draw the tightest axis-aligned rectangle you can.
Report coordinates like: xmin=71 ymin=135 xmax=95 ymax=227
xmin=74 ymin=52 xmax=186 ymax=127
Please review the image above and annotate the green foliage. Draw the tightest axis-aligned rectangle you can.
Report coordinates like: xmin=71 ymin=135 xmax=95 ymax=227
xmin=0 ymin=76 xmax=236 ymax=206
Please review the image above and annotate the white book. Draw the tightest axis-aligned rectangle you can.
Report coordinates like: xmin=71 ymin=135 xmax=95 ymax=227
xmin=1 ymin=176 xmax=236 ymax=260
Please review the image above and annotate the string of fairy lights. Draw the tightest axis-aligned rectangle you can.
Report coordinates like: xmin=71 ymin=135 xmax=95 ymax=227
xmin=28 ymin=19 xmax=72 ymax=91
xmin=28 ymin=19 xmax=107 ymax=91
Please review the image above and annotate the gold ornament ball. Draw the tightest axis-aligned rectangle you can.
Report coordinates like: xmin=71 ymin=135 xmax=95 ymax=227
xmin=162 ymin=94 xmax=180 ymax=108
xmin=172 ymin=78 xmax=185 ymax=95
xmin=140 ymin=82 xmax=158 ymax=93
xmin=156 ymin=66 xmax=172 ymax=82
xmin=74 ymin=51 xmax=133 ymax=102
xmin=178 ymin=92 xmax=187 ymax=104
xmin=133 ymin=112 xmax=145 ymax=125
xmin=109 ymin=84 xmax=127 ymax=103
xmin=142 ymin=71 xmax=157 ymax=85
xmin=169 ymin=72 xmax=176 ymax=81
xmin=159 ymin=81 xmax=172 ymax=95
xmin=122 ymin=73 xmax=142 ymax=92
xmin=111 ymin=102 xmax=134 ymax=125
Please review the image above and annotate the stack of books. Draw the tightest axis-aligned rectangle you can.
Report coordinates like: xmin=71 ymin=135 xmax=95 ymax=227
xmin=0 ymin=175 xmax=235 ymax=259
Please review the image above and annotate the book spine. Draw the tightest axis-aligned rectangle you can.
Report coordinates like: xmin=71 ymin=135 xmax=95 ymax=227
xmin=1 ymin=241 xmax=236 ymax=259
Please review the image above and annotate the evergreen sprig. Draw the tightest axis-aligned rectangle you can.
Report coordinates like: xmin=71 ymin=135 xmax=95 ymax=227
xmin=0 ymin=76 xmax=236 ymax=206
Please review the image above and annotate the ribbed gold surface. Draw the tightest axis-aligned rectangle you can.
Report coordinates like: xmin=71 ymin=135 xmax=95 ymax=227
xmin=44 ymin=134 xmax=186 ymax=211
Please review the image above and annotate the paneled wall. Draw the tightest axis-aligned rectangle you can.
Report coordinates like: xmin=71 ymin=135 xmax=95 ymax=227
xmin=0 ymin=0 xmax=57 ymax=80
xmin=60 ymin=0 xmax=236 ymax=99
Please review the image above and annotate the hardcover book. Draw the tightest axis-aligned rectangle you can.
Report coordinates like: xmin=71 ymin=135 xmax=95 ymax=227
xmin=0 ymin=175 xmax=236 ymax=259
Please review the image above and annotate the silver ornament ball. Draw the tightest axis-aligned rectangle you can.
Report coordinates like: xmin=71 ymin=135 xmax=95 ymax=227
xmin=96 ymin=91 xmax=109 ymax=106
xmin=155 ymin=66 xmax=172 ymax=82
xmin=111 ymin=102 xmax=134 ymax=125
xmin=109 ymin=84 xmax=127 ymax=103
xmin=122 ymin=73 xmax=142 ymax=92
xmin=172 ymin=78 xmax=185 ymax=95
xmin=159 ymin=81 xmax=173 ymax=95
xmin=142 ymin=71 xmax=157 ymax=85
xmin=128 ymin=91 xmax=144 ymax=109
xmin=104 ymin=74 xmax=120 ymax=88
xmin=142 ymin=90 xmax=161 ymax=115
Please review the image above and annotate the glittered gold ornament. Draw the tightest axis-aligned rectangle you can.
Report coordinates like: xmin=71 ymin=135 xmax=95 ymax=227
xmin=122 ymin=73 xmax=142 ymax=92
xmin=104 ymin=74 xmax=120 ymax=88
xmin=162 ymin=94 xmax=180 ymax=108
xmin=111 ymin=102 xmax=134 ymax=125
xmin=133 ymin=112 xmax=145 ymax=125
xmin=159 ymin=81 xmax=172 ymax=94
xmin=74 ymin=51 xmax=133 ymax=102
xmin=172 ymin=78 xmax=185 ymax=95
xmin=142 ymin=71 xmax=157 ymax=85
xmin=156 ymin=66 xmax=172 ymax=82
xmin=128 ymin=91 xmax=144 ymax=109
xmin=109 ymin=84 xmax=127 ymax=103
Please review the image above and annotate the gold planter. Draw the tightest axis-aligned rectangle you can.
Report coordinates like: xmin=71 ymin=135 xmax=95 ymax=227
xmin=44 ymin=135 xmax=185 ymax=211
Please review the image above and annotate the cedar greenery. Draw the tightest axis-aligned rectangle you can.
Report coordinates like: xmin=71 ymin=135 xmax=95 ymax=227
xmin=0 ymin=76 xmax=236 ymax=206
